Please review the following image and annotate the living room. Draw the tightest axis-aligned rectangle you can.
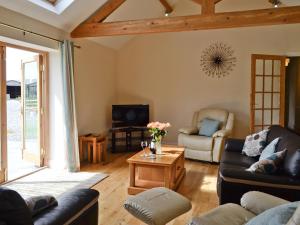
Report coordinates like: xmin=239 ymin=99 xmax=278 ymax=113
xmin=1 ymin=0 xmax=300 ymax=224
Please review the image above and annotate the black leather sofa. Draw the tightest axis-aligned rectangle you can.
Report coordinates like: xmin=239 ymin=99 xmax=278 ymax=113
xmin=217 ymin=125 xmax=300 ymax=205
xmin=0 ymin=187 xmax=99 ymax=225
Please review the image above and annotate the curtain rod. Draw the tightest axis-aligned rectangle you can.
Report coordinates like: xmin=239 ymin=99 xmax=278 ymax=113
xmin=0 ymin=22 xmax=81 ymax=49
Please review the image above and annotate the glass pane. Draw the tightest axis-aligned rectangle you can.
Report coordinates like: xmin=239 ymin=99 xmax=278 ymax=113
xmin=264 ymin=110 xmax=271 ymax=125
xmin=272 ymin=110 xmax=280 ymax=124
xmin=273 ymin=93 xmax=280 ymax=108
xmin=24 ymin=61 xmax=38 ymax=154
xmin=265 ymin=60 xmax=272 ymax=75
xmin=264 ymin=77 xmax=272 ymax=92
xmin=255 ymin=93 xmax=262 ymax=108
xmin=264 ymin=93 xmax=272 ymax=108
xmin=274 ymin=60 xmax=281 ymax=76
xmin=255 ymin=76 xmax=263 ymax=92
xmin=255 ymin=110 xmax=263 ymax=125
xmin=273 ymin=77 xmax=280 ymax=92
xmin=256 ymin=59 xmax=263 ymax=75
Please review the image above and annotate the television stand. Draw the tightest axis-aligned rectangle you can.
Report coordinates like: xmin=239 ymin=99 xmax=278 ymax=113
xmin=110 ymin=126 xmax=148 ymax=153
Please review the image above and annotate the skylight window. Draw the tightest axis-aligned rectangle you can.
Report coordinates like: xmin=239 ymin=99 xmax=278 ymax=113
xmin=27 ymin=0 xmax=74 ymax=14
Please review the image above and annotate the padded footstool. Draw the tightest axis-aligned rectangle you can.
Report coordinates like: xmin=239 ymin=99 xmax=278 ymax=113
xmin=124 ymin=187 xmax=192 ymax=225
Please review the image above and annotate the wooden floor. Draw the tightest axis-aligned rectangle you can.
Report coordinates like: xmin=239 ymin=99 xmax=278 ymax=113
xmin=81 ymin=152 xmax=219 ymax=225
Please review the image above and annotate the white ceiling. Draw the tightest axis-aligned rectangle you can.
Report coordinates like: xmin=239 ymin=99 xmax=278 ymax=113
xmin=0 ymin=0 xmax=299 ymax=50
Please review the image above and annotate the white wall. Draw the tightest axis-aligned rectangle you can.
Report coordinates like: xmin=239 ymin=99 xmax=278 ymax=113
xmin=74 ymin=39 xmax=116 ymax=135
xmin=116 ymin=24 xmax=300 ymax=143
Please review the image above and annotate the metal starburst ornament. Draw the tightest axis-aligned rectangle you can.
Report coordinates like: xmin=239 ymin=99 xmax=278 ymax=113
xmin=200 ymin=42 xmax=237 ymax=78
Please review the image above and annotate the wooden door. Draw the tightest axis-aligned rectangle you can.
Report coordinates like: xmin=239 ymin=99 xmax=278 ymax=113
xmin=21 ymin=55 xmax=43 ymax=166
xmin=250 ymin=54 xmax=286 ymax=133
xmin=0 ymin=45 xmax=7 ymax=183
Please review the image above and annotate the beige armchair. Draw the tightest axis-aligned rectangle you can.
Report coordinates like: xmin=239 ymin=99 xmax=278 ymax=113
xmin=178 ymin=108 xmax=234 ymax=162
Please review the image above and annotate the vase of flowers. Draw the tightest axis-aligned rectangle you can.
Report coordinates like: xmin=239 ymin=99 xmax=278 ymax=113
xmin=147 ymin=122 xmax=171 ymax=154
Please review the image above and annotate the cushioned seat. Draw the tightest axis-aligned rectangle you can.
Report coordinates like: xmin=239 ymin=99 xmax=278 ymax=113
xmin=220 ymin=163 xmax=300 ymax=186
xmin=124 ymin=187 xmax=191 ymax=225
xmin=178 ymin=108 xmax=235 ymax=162
xmin=180 ymin=135 xmax=213 ymax=151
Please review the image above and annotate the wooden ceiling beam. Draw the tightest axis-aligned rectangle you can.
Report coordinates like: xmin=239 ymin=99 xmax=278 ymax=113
xmin=192 ymin=0 xmax=223 ymax=5
xmin=159 ymin=0 xmax=173 ymax=14
xmin=85 ymin=0 xmax=126 ymax=23
xmin=202 ymin=0 xmax=215 ymax=14
xmin=71 ymin=6 xmax=300 ymax=38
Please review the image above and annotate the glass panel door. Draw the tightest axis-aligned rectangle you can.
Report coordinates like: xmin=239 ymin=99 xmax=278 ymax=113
xmin=251 ymin=54 xmax=286 ymax=133
xmin=21 ymin=56 xmax=42 ymax=166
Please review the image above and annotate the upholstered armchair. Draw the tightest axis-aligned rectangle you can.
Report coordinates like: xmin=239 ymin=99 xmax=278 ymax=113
xmin=178 ymin=108 xmax=234 ymax=162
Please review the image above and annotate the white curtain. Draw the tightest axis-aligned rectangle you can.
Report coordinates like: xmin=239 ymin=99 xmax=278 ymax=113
xmin=60 ymin=40 xmax=80 ymax=172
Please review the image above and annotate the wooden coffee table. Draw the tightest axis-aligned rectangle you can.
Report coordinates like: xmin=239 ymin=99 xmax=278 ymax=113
xmin=127 ymin=145 xmax=185 ymax=195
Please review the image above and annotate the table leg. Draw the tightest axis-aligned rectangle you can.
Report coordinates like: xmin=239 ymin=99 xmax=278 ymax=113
xmin=93 ymin=139 xmax=97 ymax=163
xmin=129 ymin=163 xmax=136 ymax=187
xmin=103 ymin=139 xmax=107 ymax=164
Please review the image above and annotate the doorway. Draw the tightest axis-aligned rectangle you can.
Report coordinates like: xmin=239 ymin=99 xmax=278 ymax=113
xmin=5 ymin=47 xmax=44 ymax=180
xmin=250 ymin=54 xmax=286 ymax=133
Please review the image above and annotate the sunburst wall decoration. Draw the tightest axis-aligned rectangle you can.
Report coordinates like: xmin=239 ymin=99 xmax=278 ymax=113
xmin=200 ymin=42 xmax=237 ymax=78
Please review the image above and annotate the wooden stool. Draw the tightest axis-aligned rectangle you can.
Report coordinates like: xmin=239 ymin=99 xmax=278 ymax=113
xmin=79 ymin=134 xmax=107 ymax=164
xmin=87 ymin=139 xmax=107 ymax=164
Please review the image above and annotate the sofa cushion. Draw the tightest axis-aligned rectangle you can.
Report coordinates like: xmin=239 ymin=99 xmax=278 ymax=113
xmin=268 ymin=126 xmax=300 ymax=177
xmin=221 ymin=151 xmax=257 ymax=168
xmin=260 ymin=137 xmax=280 ymax=161
xmin=188 ymin=203 xmax=255 ymax=225
xmin=25 ymin=195 xmax=58 ymax=217
xmin=198 ymin=118 xmax=220 ymax=137
xmin=287 ymin=205 xmax=300 ymax=225
xmin=245 ymin=201 xmax=299 ymax=225
xmin=242 ymin=129 xmax=269 ymax=157
xmin=247 ymin=150 xmax=287 ymax=174
xmin=0 ymin=187 xmax=33 ymax=225
xmin=179 ymin=134 xmax=213 ymax=151
xmin=195 ymin=109 xmax=228 ymax=130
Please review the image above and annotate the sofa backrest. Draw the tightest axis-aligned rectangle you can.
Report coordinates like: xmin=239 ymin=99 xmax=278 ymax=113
xmin=192 ymin=108 xmax=229 ymax=130
xmin=268 ymin=125 xmax=300 ymax=178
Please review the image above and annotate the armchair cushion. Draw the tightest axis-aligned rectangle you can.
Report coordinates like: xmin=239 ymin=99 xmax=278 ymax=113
xmin=198 ymin=118 xmax=220 ymax=137
xmin=241 ymin=191 xmax=290 ymax=215
xmin=179 ymin=135 xmax=213 ymax=151
xmin=178 ymin=127 xmax=198 ymax=135
xmin=245 ymin=201 xmax=299 ymax=225
xmin=213 ymin=129 xmax=231 ymax=138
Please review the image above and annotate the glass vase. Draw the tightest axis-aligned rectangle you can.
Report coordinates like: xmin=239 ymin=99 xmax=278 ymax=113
xmin=155 ymin=140 xmax=162 ymax=155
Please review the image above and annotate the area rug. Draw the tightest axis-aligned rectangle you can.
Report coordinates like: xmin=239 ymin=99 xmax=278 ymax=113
xmin=3 ymin=168 xmax=108 ymax=198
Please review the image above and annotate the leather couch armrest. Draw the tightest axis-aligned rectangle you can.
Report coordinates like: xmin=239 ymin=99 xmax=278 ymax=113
xmin=33 ymin=189 xmax=99 ymax=225
xmin=241 ymin=191 xmax=289 ymax=215
xmin=224 ymin=138 xmax=245 ymax=152
xmin=213 ymin=129 xmax=231 ymax=138
xmin=178 ymin=127 xmax=198 ymax=135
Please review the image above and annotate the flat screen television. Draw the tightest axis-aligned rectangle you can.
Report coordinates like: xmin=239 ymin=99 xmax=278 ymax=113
xmin=112 ymin=104 xmax=149 ymax=128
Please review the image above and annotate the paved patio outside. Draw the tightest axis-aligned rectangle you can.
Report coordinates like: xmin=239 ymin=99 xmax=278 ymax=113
xmin=7 ymin=99 xmax=39 ymax=180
